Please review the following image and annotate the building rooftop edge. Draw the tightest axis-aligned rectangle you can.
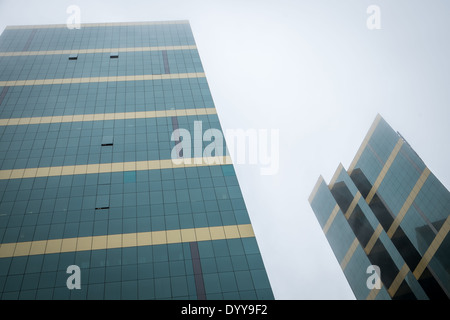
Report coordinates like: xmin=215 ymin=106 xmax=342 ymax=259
xmin=5 ymin=20 xmax=190 ymax=30
xmin=308 ymin=175 xmax=325 ymax=204
xmin=348 ymin=113 xmax=383 ymax=174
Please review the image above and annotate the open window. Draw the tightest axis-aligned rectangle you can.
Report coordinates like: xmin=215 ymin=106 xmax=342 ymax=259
xmin=101 ymin=136 xmax=114 ymax=146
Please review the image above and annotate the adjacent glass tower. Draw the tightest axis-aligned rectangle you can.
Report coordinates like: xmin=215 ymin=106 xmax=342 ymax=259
xmin=309 ymin=114 xmax=450 ymax=300
xmin=0 ymin=21 xmax=273 ymax=300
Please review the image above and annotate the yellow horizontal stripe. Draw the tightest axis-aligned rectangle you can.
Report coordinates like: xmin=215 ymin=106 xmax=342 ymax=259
xmin=413 ymin=215 xmax=450 ymax=279
xmin=388 ymin=263 xmax=410 ymax=297
xmin=0 ymin=107 xmax=217 ymax=127
xmin=0 ymin=224 xmax=255 ymax=258
xmin=344 ymin=191 xmax=361 ymax=220
xmin=366 ymin=138 xmax=404 ymax=204
xmin=5 ymin=20 xmax=189 ymax=30
xmin=0 ymin=45 xmax=197 ymax=57
xmin=366 ymin=285 xmax=383 ymax=300
xmin=387 ymin=167 xmax=430 ymax=238
xmin=308 ymin=176 xmax=324 ymax=204
xmin=0 ymin=156 xmax=232 ymax=180
xmin=340 ymin=237 xmax=360 ymax=270
xmin=348 ymin=114 xmax=382 ymax=175
xmin=328 ymin=163 xmax=344 ymax=189
xmin=364 ymin=224 xmax=383 ymax=255
xmin=0 ymin=72 xmax=205 ymax=87
xmin=323 ymin=204 xmax=340 ymax=235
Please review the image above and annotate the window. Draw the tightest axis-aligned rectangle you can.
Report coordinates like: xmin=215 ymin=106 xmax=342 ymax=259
xmin=95 ymin=195 xmax=110 ymax=210
xmin=101 ymin=136 xmax=114 ymax=146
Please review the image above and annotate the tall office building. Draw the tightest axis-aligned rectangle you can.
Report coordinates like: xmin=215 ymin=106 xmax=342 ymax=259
xmin=0 ymin=21 xmax=273 ymax=300
xmin=309 ymin=115 xmax=450 ymax=300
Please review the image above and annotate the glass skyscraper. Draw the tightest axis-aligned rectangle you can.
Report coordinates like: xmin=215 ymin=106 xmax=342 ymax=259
xmin=0 ymin=20 xmax=273 ymax=300
xmin=309 ymin=114 xmax=450 ymax=300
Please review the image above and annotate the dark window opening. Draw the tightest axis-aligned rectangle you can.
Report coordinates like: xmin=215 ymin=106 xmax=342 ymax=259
xmin=392 ymin=280 xmax=417 ymax=300
xmin=330 ymin=181 xmax=355 ymax=213
xmin=95 ymin=207 xmax=110 ymax=210
xmin=95 ymin=195 xmax=109 ymax=209
xmin=417 ymin=267 xmax=449 ymax=299
xmin=347 ymin=205 xmax=375 ymax=248
xmin=350 ymin=168 xmax=373 ymax=199
xmin=369 ymin=193 xmax=395 ymax=230
xmin=391 ymin=227 xmax=422 ymax=270
xmin=367 ymin=238 xmax=400 ymax=289
xmin=101 ymin=136 xmax=114 ymax=146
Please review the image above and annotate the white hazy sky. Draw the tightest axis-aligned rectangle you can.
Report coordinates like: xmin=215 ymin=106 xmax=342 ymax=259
xmin=0 ymin=0 xmax=449 ymax=300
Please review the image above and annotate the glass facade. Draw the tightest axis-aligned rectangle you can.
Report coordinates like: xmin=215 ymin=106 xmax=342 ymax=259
xmin=0 ymin=21 xmax=273 ymax=300
xmin=309 ymin=114 xmax=450 ymax=300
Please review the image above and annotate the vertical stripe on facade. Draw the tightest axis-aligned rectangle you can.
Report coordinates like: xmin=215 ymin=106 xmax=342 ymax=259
xmin=22 ymin=29 xmax=37 ymax=51
xmin=162 ymin=50 xmax=171 ymax=74
xmin=189 ymin=242 xmax=206 ymax=300
xmin=0 ymin=86 xmax=8 ymax=105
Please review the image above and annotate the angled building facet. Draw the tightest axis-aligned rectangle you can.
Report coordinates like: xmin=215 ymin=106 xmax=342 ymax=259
xmin=309 ymin=115 xmax=450 ymax=300
xmin=0 ymin=21 xmax=273 ymax=300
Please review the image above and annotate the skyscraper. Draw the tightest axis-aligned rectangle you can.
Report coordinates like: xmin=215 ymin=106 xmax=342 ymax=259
xmin=309 ymin=114 xmax=450 ymax=300
xmin=0 ymin=21 xmax=273 ymax=300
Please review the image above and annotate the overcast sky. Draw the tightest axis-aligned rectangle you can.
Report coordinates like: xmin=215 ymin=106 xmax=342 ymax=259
xmin=0 ymin=0 xmax=449 ymax=300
